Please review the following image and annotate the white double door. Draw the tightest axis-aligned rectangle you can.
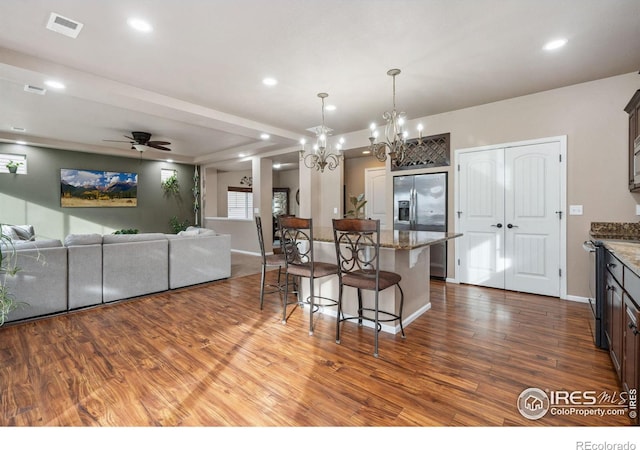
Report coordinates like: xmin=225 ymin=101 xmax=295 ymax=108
xmin=457 ymin=140 xmax=562 ymax=297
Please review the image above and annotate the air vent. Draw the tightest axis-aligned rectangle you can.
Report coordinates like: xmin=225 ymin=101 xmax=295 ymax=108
xmin=46 ymin=12 xmax=84 ymax=38
xmin=24 ymin=84 xmax=47 ymax=95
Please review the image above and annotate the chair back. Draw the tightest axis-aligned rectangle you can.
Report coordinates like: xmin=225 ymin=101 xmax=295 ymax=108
xmin=332 ymin=218 xmax=381 ymax=285
xmin=278 ymin=216 xmax=314 ymax=270
xmin=255 ymin=216 xmax=268 ymax=263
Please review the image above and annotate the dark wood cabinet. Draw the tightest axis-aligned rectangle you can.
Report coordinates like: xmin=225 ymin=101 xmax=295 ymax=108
xmin=625 ymin=90 xmax=640 ymax=191
xmin=606 ymin=269 xmax=624 ymax=378
xmin=604 ymin=248 xmax=640 ymax=423
xmin=622 ymin=294 xmax=639 ymax=424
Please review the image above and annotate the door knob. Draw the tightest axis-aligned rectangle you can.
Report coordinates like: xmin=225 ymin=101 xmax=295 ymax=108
xmin=507 ymin=223 xmax=518 ymax=229
xmin=491 ymin=223 xmax=503 ymax=228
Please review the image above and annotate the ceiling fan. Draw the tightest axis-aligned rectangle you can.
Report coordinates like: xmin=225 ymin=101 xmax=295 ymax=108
xmin=104 ymin=131 xmax=171 ymax=152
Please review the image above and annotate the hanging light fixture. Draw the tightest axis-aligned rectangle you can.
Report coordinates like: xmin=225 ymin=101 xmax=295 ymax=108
xmin=299 ymin=92 xmax=344 ymax=173
xmin=368 ymin=68 xmax=420 ymax=166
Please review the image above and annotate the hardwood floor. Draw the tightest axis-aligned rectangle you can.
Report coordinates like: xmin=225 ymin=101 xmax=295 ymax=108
xmin=0 ymin=271 xmax=633 ymax=427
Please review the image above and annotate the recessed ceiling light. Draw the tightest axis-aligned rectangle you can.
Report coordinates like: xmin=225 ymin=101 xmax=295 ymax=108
xmin=11 ymin=126 xmax=26 ymax=132
xmin=238 ymin=153 xmax=246 ymax=158
xmin=44 ymin=80 xmax=65 ymax=89
xmin=362 ymin=150 xmax=371 ymax=154
xmin=128 ymin=18 xmax=153 ymax=33
xmin=16 ymin=140 xmax=27 ymax=145
xmin=262 ymin=77 xmax=278 ymax=86
xmin=260 ymin=133 xmax=270 ymax=140
xmin=543 ymin=38 xmax=568 ymax=51
xmin=325 ymin=104 xmax=336 ymax=111
xmin=166 ymin=159 xmax=173 ymax=163
xmin=273 ymin=163 xmax=281 ymax=169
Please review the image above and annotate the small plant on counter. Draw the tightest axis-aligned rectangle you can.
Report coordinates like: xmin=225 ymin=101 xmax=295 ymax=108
xmin=345 ymin=193 xmax=367 ymax=219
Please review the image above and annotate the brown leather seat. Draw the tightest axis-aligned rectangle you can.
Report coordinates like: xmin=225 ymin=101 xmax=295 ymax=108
xmin=279 ymin=216 xmax=338 ymax=335
xmin=332 ymin=218 xmax=405 ymax=358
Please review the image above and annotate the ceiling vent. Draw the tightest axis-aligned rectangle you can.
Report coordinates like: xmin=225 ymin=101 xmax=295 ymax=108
xmin=46 ymin=12 xmax=84 ymax=38
xmin=24 ymin=84 xmax=47 ymax=95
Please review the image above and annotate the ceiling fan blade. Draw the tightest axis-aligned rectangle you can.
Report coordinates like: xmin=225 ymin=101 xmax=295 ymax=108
xmin=103 ymin=139 xmax=133 ymax=143
xmin=124 ymin=135 xmax=136 ymax=141
xmin=148 ymin=143 xmax=171 ymax=151
xmin=147 ymin=140 xmax=171 ymax=146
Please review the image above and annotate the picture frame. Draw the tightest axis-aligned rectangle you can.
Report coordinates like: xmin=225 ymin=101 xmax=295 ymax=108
xmin=60 ymin=168 xmax=138 ymax=207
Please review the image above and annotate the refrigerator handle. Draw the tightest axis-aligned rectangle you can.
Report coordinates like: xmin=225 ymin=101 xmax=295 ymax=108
xmin=411 ymin=187 xmax=416 ymax=228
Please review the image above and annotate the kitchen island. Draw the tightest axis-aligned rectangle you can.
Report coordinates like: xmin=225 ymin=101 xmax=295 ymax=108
xmin=298 ymin=227 xmax=462 ymax=334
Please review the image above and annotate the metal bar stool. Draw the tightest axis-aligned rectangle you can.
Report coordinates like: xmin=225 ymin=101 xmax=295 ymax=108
xmin=255 ymin=216 xmax=296 ymax=319
xmin=332 ymin=218 xmax=405 ymax=357
xmin=279 ymin=216 xmax=338 ymax=335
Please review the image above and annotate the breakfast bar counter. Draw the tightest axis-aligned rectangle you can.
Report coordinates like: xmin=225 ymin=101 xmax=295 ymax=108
xmin=300 ymin=228 xmax=462 ymax=334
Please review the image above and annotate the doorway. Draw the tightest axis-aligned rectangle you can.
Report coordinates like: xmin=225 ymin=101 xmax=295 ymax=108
xmin=455 ymin=136 xmax=567 ymax=298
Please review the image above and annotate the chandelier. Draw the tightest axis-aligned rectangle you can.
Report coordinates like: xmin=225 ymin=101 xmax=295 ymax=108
xmin=368 ymin=68 xmax=420 ymax=166
xmin=299 ymin=92 xmax=344 ymax=173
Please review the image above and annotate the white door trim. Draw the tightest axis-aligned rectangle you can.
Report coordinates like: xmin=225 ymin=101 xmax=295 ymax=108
xmin=453 ymin=135 xmax=567 ymax=299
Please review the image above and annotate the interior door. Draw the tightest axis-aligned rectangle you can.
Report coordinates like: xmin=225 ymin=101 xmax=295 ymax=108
xmin=457 ymin=141 xmax=561 ymax=297
xmin=365 ymin=168 xmax=387 ymax=227
xmin=504 ymin=142 xmax=560 ymax=296
xmin=458 ymin=148 xmax=505 ymax=289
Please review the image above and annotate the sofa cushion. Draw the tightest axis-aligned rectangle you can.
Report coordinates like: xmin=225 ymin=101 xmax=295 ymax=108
xmin=184 ymin=226 xmax=216 ymax=236
xmin=102 ymin=232 xmax=167 ymax=244
xmin=64 ymin=233 xmax=103 ymax=246
xmin=8 ymin=239 xmax=63 ymax=251
xmin=1 ymin=224 xmax=35 ymax=241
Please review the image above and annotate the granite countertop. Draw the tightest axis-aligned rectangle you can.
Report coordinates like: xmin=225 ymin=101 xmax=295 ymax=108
xmin=602 ymin=241 xmax=640 ymax=278
xmin=312 ymin=227 xmax=462 ymax=250
xmin=590 ymin=221 xmax=640 ymax=276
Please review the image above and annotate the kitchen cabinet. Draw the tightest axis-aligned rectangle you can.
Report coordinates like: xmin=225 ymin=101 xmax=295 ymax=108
xmin=625 ymin=90 xmax=640 ymax=191
xmin=605 ymin=259 xmax=623 ymax=378
xmin=604 ymin=246 xmax=640 ymax=424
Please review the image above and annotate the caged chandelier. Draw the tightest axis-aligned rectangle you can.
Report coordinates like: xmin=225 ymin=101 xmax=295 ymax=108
xmin=299 ymin=93 xmax=344 ymax=173
xmin=368 ymin=68 xmax=425 ymax=166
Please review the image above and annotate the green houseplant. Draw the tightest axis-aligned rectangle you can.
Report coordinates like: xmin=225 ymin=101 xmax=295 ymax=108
xmin=161 ymin=172 xmax=180 ymax=195
xmin=0 ymin=226 xmax=22 ymax=326
xmin=346 ymin=193 xmax=367 ymax=219
xmin=5 ymin=160 xmax=23 ymax=174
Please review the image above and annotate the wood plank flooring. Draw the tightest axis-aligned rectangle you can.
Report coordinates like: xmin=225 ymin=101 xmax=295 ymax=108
xmin=0 ymin=271 xmax=633 ymax=427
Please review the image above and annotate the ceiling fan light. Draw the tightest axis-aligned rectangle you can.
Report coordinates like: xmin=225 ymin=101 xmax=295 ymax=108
xmin=133 ymin=144 xmax=146 ymax=152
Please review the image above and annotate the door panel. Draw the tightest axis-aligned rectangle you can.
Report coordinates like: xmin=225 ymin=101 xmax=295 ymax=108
xmin=458 ymin=141 xmax=561 ymax=297
xmin=504 ymin=143 xmax=560 ymax=296
xmin=458 ymin=149 xmax=504 ymax=289
xmin=365 ymin=168 xmax=386 ymax=227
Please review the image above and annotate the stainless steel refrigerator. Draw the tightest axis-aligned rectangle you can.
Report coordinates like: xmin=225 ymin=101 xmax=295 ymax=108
xmin=393 ymin=172 xmax=447 ymax=279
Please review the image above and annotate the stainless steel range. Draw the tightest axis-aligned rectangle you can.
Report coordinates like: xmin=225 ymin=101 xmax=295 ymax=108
xmin=583 ymin=239 xmax=607 ymax=349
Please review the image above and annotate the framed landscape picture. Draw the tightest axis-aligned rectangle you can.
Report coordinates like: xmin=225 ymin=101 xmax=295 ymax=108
xmin=60 ymin=169 xmax=138 ymax=208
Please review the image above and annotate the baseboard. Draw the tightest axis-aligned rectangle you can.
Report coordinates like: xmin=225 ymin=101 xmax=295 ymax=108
xmin=563 ymin=294 xmax=590 ymax=304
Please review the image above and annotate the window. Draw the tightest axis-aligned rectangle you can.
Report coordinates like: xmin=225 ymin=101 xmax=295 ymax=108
xmin=227 ymin=187 xmax=253 ymax=219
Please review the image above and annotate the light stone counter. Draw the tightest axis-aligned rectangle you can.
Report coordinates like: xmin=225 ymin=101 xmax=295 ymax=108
xmin=601 ymin=240 xmax=640 ymax=278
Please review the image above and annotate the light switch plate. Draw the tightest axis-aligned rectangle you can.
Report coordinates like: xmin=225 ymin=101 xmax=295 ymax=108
xmin=569 ymin=205 xmax=583 ymax=215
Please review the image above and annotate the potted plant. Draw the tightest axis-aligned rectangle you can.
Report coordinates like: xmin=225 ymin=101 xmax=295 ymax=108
xmin=346 ymin=193 xmax=367 ymax=219
xmin=5 ymin=160 xmax=23 ymax=174
xmin=0 ymin=226 xmax=22 ymax=326
xmin=161 ymin=172 xmax=180 ymax=195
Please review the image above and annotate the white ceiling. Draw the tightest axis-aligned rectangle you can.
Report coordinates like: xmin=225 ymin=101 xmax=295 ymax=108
xmin=1 ymin=0 xmax=639 ymax=172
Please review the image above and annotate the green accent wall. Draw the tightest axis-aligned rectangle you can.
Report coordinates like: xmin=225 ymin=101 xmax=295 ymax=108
xmin=0 ymin=143 xmax=197 ymax=240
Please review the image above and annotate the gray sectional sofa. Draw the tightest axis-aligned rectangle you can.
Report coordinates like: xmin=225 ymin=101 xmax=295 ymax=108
xmin=1 ymin=227 xmax=231 ymax=323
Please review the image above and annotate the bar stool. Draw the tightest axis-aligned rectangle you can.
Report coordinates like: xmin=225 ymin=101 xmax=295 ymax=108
xmin=255 ymin=216 xmax=295 ymax=316
xmin=279 ymin=216 xmax=338 ymax=335
xmin=332 ymin=218 xmax=405 ymax=358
